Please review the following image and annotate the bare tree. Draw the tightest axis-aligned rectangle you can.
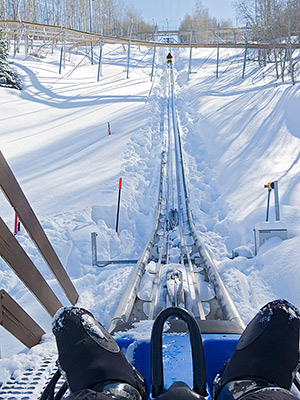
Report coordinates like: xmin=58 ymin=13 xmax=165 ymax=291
xmin=179 ymin=0 xmax=232 ymax=43
xmin=1 ymin=0 xmax=154 ymax=39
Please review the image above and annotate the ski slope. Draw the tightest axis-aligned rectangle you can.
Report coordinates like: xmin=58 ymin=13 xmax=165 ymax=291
xmin=0 ymin=42 xmax=300 ymax=383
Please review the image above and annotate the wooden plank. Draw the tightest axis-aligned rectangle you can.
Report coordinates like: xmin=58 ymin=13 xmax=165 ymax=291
xmin=0 ymin=217 xmax=62 ymax=316
xmin=0 ymin=151 xmax=79 ymax=305
xmin=0 ymin=289 xmax=46 ymax=348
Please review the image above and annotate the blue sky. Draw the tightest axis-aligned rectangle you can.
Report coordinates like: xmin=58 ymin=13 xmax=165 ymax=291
xmin=128 ymin=0 xmax=237 ymax=29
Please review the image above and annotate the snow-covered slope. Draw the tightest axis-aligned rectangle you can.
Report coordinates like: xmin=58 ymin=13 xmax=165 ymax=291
xmin=0 ymin=43 xmax=300 ymax=381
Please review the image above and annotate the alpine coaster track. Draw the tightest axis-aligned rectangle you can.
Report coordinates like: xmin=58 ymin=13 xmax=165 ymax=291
xmin=109 ymin=61 xmax=245 ymax=335
xmin=0 ymin=57 xmax=246 ymax=400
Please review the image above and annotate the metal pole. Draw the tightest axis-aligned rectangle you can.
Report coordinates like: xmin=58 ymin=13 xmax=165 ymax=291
xmin=59 ymin=29 xmax=65 ymax=74
xmin=97 ymin=38 xmax=103 ymax=81
xmin=150 ymin=25 xmax=157 ymax=82
xmin=187 ymin=25 xmax=193 ymax=80
xmin=91 ymin=232 xmax=98 ymax=266
xmin=274 ymin=180 xmax=280 ymax=221
xmin=63 ymin=28 xmax=66 ymax=69
xmin=242 ymin=23 xmax=248 ymax=79
xmin=266 ymin=189 xmax=271 ymax=222
xmin=216 ymin=23 xmax=220 ymax=79
xmin=126 ymin=22 xmax=132 ymax=79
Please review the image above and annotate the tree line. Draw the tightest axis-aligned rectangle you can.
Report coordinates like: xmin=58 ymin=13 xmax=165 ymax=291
xmin=234 ymin=0 xmax=300 ymax=41
xmin=178 ymin=1 xmax=233 ymax=44
xmin=0 ymin=0 xmax=155 ymax=39
xmin=234 ymin=0 xmax=300 ymax=83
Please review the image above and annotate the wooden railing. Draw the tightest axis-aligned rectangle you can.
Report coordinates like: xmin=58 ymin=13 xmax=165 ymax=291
xmin=0 ymin=151 xmax=79 ymax=347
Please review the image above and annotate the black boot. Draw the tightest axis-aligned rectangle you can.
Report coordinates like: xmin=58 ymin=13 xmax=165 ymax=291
xmin=213 ymin=299 xmax=300 ymax=400
xmin=53 ymin=307 xmax=147 ymax=400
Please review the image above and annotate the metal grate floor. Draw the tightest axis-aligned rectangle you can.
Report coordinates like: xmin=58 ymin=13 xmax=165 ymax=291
xmin=0 ymin=355 xmax=68 ymax=400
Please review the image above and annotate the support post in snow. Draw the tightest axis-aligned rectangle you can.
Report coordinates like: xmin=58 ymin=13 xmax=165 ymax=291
xmin=265 ymin=185 xmax=272 ymax=222
xmin=264 ymin=181 xmax=280 ymax=221
xmin=63 ymin=28 xmax=66 ymax=69
xmin=150 ymin=25 xmax=157 ymax=82
xmin=216 ymin=23 xmax=220 ymax=79
xmin=187 ymin=25 xmax=193 ymax=81
xmin=97 ymin=38 xmax=103 ymax=81
xmin=116 ymin=178 xmax=122 ymax=234
xmin=126 ymin=22 xmax=132 ymax=79
xmin=242 ymin=23 xmax=248 ymax=79
xmin=59 ymin=28 xmax=65 ymax=74
xmin=91 ymin=232 xmax=98 ymax=266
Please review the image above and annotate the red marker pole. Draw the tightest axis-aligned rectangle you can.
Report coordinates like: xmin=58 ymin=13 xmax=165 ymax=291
xmin=116 ymin=178 xmax=122 ymax=234
xmin=108 ymin=122 xmax=111 ymax=136
xmin=14 ymin=212 xmax=18 ymax=235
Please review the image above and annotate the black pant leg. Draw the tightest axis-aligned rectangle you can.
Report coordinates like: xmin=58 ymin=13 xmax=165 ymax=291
xmin=65 ymin=388 xmax=113 ymax=400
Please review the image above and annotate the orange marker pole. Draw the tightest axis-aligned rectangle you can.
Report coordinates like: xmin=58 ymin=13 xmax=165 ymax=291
xmin=116 ymin=177 xmax=122 ymax=234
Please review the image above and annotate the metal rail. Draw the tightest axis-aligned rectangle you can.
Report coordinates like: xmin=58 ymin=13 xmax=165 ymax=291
xmin=109 ymin=61 xmax=245 ymax=334
xmin=1 ymin=20 xmax=298 ymax=50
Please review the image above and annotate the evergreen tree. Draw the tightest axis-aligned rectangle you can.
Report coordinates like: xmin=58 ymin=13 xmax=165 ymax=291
xmin=0 ymin=30 xmax=22 ymax=90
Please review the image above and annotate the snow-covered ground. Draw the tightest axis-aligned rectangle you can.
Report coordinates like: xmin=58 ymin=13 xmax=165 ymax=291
xmin=0 ymin=41 xmax=300 ymax=382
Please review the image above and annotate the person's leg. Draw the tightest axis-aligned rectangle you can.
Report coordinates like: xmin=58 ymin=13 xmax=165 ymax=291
xmin=213 ymin=299 xmax=300 ymax=400
xmin=64 ymin=389 xmax=112 ymax=399
xmin=53 ymin=307 xmax=147 ymax=400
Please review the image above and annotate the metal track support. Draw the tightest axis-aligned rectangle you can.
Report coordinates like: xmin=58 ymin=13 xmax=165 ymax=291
xmin=126 ymin=22 xmax=132 ymax=79
xmin=187 ymin=26 xmax=193 ymax=80
xmin=216 ymin=24 xmax=220 ymax=79
xmin=274 ymin=180 xmax=280 ymax=221
xmin=151 ymin=25 xmax=157 ymax=82
xmin=242 ymin=23 xmax=248 ymax=79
